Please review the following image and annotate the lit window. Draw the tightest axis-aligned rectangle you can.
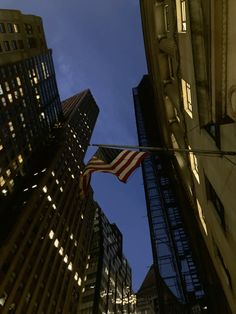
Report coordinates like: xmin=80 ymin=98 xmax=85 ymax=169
xmin=63 ymin=255 xmax=68 ymax=264
xmin=5 ymin=82 xmax=10 ymax=91
xmin=20 ymin=113 xmax=24 ymax=122
xmin=51 ymin=171 xmax=55 ymax=177
xmin=8 ymin=122 xmax=14 ymax=132
xmin=8 ymin=94 xmax=13 ymax=103
xmin=60 ymin=187 xmax=63 ymax=192
xmin=32 ymin=184 xmax=37 ymax=189
xmin=74 ymin=272 xmax=78 ymax=281
xmin=86 ymin=263 xmax=89 ymax=269
xmin=0 ymin=144 xmax=3 ymax=151
xmin=70 ymin=234 xmax=73 ymax=240
xmin=0 ymin=84 xmax=3 ymax=95
xmin=181 ymin=79 xmax=192 ymax=117
xmin=52 ymin=204 xmax=56 ymax=210
xmin=68 ymin=262 xmax=73 ymax=271
xmin=1 ymin=97 xmax=6 ymax=106
xmin=13 ymin=24 xmax=19 ymax=33
xmin=2 ymin=189 xmax=7 ymax=195
xmin=42 ymin=186 xmax=47 ymax=193
xmin=54 ymin=239 xmax=59 ymax=248
xmin=19 ymin=88 xmax=23 ymax=96
xmin=176 ymin=0 xmax=187 ymax=32
xmin=9 ymin=180 xmax=14 ymax=187
xmin=56 ymin=179 xmax=59 ymax=185
xmin=81 ymin=214 xmax=84 ymax=220
xmin=16 ymin=77 xmax=21 ymax=86
xmin=6 ymin=169 xmax=11 ymax=176
xmin=0 ymin=176 xmax=5 ymax=187
xmin=49 ymin=230 xmax=54 ymax=239
xmin=197 ymin=200 xmax=208 ymax=235
xmin=47 ymin=195 xmax=52 ymax=202
xmin=189 ymin=148 xmax=200 ymax=183
xmin=59 ymin=247 xmax=64 ymax=256
xmin=78 ymin=278 xmax=82 ymax=286
xmin=84 ymin=276 xmax=87 ymax=281
xmin=18 ymin=154 xmax=23 ymax=163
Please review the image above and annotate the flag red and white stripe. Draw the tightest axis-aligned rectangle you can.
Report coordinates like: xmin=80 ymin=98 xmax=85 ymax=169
xmin=79 ymin=148 xmax=148 ymax=198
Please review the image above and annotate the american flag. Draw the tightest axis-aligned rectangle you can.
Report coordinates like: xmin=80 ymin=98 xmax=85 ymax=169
xmin=79 ymin=147 xmax=148 ymax=198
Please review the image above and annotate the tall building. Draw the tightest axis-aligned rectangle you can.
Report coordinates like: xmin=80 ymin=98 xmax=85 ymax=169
xmin=0 ymin=9 xmax=62 ymax=199
xmin=138 ymin=0 xmax=235 ymax=312
xmin=0 ymin=9 xmax=100 ymax=313
xmin=0 ymin=89 xmax=99 ymax=313
xmin=80 ymin=205 xmax=136 ymax=314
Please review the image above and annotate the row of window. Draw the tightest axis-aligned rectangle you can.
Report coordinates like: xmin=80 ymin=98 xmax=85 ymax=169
xmin=163 ymin=0 xmax=187 ymax=33
xmin=0 ymin=39 xmax=24 ymax=52
xmin=0 ymin=22 xmax=40 ymax=35
xmin=0 ymin=22 xmax=19 ymax=33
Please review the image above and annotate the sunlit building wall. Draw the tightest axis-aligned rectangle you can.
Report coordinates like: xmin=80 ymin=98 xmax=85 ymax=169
xmin=139 ymin=0 xmax=236 ymax=312
xmin=80 ymin=206 xmax=136 ymax=314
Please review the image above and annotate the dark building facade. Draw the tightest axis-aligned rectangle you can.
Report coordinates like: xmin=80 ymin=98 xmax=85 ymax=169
xmin=0 ymin=90 xmax=99 ymax=313
xmin=0 ymin=10 xmax=62 ymax=198
xmin=80 ymin=205 xmax=136 ymax=314
xmin=0 ymin=9 xmax=101 ymax=313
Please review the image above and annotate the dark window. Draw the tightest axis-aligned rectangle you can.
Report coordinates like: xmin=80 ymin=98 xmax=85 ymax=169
xmin=206 ymin=177 xmax=226 ymax=230
xmin=18 ymin=40 xmax=24 ymax=49
xmin=11 ymin=40 xmax=17 ymax=50
xmin=7 ymin=23 xmax=14 ymax=33
xmin=0 ymin=23 xmax=6 ymax=33
xmin=24 ymin=23 xmax=33 ymax=34
xmin=28 ymin=37 xmax=37 ymax=49
xmin=0 ymin=43 xmax=2 ymax=52
xmin=205 ymin=123 xmax=220 ymax=148
xmin=216 ymin=246 xmax=232 ymax=289
xmin=3 ymin=41 xmax=10 ymax=51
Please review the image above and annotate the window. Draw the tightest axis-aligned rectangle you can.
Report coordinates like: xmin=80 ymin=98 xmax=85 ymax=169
xmin=11 ymin=40 xmax=17 ymax=50
xmin=182 ymin=79 xmax=192 ymax=117
xmin=205 ymin=123 xmax=221 ymax=148
xmin=164 ymin=5 xmax=170 ymax=32
xmin=24 ymin=23 xmax=33 ymax=34
xmin=3 ymin=41 xmax=10 ymax=52
xmin=206 ymin=177 xmax=226 ymax=230
xmin=189 ymin=147 xmax=200 ymax=183
xmin=197 ymin=200 xmax=208 ymax=235
xmin=0 ymin=85 xmax=3 ymax=95
xmin=18 ymin=40 xmax=24 ymax=49
xmin=28 ymin=37 xmax=37 ymax=49
xmin=8 ymin=94 xmax=13 ymax=103
xmin=168 ymin=56 xmax=174 ymax=79
xmin=13 ymin=24 xmax=19 ymax=33
xmin=7 ymin=23 xmax=14 ymax=33
xmin=0 ymin=23 xmax=6 ymax=33
xmin=176 ymin=0 xmax=187 ymax=32
xmin=216 ymin=246 xmax=232 ymax=289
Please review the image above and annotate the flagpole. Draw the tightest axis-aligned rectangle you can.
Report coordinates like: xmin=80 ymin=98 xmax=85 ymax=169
xmin=90 ymin=143 xmax=236 ymax=156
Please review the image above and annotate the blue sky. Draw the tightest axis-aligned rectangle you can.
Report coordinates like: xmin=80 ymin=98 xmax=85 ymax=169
xmin=1 ymin=0 xmax=152 ymax=291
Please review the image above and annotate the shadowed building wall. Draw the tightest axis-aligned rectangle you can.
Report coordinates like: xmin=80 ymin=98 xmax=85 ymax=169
xmin=139 ymin=0 xmax=235 ymax=312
